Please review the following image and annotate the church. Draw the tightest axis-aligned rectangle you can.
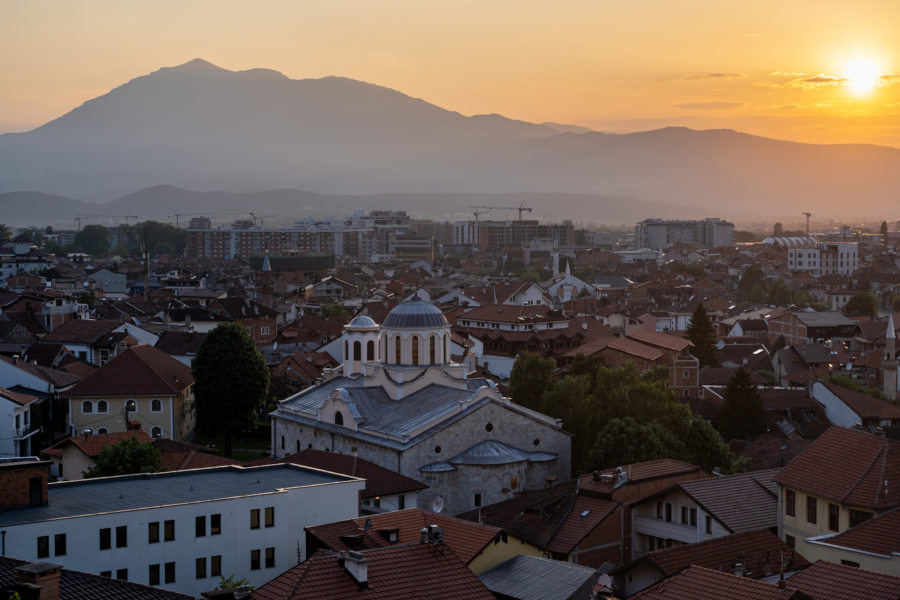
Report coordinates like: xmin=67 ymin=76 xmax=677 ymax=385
xmin=270 ymin=297 xmax=571 ymax=516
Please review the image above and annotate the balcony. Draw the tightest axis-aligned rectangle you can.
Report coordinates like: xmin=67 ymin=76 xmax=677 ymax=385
xmin=633 ymin=515 xmax=700 ymax=545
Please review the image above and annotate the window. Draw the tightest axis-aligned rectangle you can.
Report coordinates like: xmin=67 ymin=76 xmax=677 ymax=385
xmin=164 ymin=562 xmax=175 ymax=584
xmin=681 ymin=506 xmax=689 ymax=524
xmin=151 ymin=398 xmax=162 ymax=412
xmin=850 ymin=509 xmax=872 ymax=528
xmin=251 ymin=549 xmax=261 ymax=570
xmin=367 ymin=340 xmax=375 ymax=361
xmin=196 ymin=557 xmax=207 ymax=579
xmin=656 ymin=501 xmax=663 ymax=519
xmin=147 ymin=521 xmax=160 ymax=543
xmin=261 ymin=326 xmax=271 ymax=336
xmin=37 ymin=536 xmax=50 ymax=559
xmin=785 ymin=489 xmax=796 ymax=517
xmin=116 ymin=569 xmax=128 ymax=581
xmin=97 ymin=427 xmax=109 ymax=434
xmin=474 ymin=493 xmax=483 ymax=507
xmin=211 ymin=556 xmax=222 ymax=577
xmin=265 ymin=547 xmax=275 ymax=569
xmin=690 ymin=507 xmax=697 ymax=527
xmin=281 ymin=435 xmax=284 ymax=449
xmin=394 ymin=336 xmax=401 ymax=364
xmin=665 ymin=502 xmax=673 ymax=522
xmin=828 ymin=503 xmax=840 ymax=532
xmin=149 ymin=564 xmax=160 ymax=586
xmin=125 ymin=399 xmax=136 ymax=413
xmin=82 ymin=401 xmax=93 ymax=414
xmin=100 ymin=528 xmax=111 ymax=550
xmin=412 ymin=336 xmax=419 ymax=365
xmin=398 ymin=494 xmax=405 ymax=510
xmin=265 ymin=507 xmax=275 ymax=527
xmin=335 ymin=412 xmax=344 ymax=426
xmin=97 ymin=400 xmax=108 ymax=413
xmin=151 ymin=426 xmax=162 ymax=439
xmin=705 ymin=515 xmax=712 ymax=534
xmin=841 ymin=559 xmax=860 ymax=568
xmin=196 ymin=515 xmax=206 ymax=537
xmin=54 ymin=533 xmax=66 ymax=556
xmin=806 ymin=496 xmax=817 ymax=524
xmin=251 ymin=509 xmax=260 ymax=529
xmin=116 ymin=525 xmax=127 ymax=547
xmin=430 ymin=335 xmax=436 ymax=365
xmin=353 ymin=341 xmax=361 ymax=361
xmin=164 ymin=519 xmax=175 ymax=541
xmin=785 ymin=534 xmax=795 ymax=548
xmin=211 ymin=514 xmax=221 ymax=535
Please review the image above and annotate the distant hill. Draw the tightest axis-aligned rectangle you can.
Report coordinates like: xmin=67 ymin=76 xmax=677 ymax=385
xmin=0 ymin=185 xmax=708 ymax=228
xmin=1 ymin=59 xmax=898 ymax=218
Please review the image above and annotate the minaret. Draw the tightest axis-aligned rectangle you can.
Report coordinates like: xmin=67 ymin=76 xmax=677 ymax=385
xmin=884 ymin=312 xmax=897 ymax=401
xmin=260 ymin=251 xmax=274 ymax=309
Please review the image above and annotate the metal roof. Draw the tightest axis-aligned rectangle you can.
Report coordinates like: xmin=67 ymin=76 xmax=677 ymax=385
xmin=0 ymin=463 xmax=357 ymax=526
xmin=382 ymin=299 xmax=449 ymax=329
xmin=347 ymin=315 xmax=378 ymax=329
xmin=478 ymin=554 xmax=598 ymax=600
xmin=449 ymin=440 xmax=556 ymax=466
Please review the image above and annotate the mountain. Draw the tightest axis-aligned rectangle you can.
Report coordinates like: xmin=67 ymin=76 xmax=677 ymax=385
xmin=1 ymin=59 xmax=899 ymax=218
xmin=0 ymin=185 xmax=708 ymax=228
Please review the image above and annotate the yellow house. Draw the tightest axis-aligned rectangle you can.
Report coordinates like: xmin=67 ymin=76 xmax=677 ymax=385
xmin=776 ymin=426 xmax=900 ymax=574
xmin=67 ymin=344 xmax=195 ymax=440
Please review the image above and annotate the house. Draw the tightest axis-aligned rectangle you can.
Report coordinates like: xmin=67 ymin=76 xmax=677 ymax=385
xmin=85 ymin=268 xmax=128 ymax=294
xmin=0 ymin=557 xmax=193 ymax=600
xmin=478 ymin=555 xmax=606 ymax=600
xmin=41 ymin=319 xmax=128 ymax=366
xmin=305 ymin=507 xmax=539 ymax=574
xmin=802 ymin=506 xmax=900 ymax=575
xmin=620 ymin=327 xmax=699 ymax=397
xmin=765 ymin=310 xmax=859 ymax=346
xmin=260 ymin=449 xmax=427 ymax=513
xmin=270 ymin=300 xmax=571 ymax=517
xmin=252 ymin=542 xmax=495 ymax=600
xmin=630 ymin=469 xmax=781 ymax=559
xmin=208 ymin=298 xmax=278 ymax=345
xmin=775 ymin=426 xmax=900 ymax=558
xmin=810 ymin=380 xmax=900 ymax=430
xmin=615 ymin=529 xmax=808 ymax=597
xmin=0 ymin=459 xmax=365 ymax=598
xmin=0 ymin=236 xmax=54 ymax=280
xmin=66 ymin=345 xmax=195 ymax=440
xmin=153 ymin=330 xmax=207 ymax=367
xmin=0 ymin=385 xmax=41 ymax=458
xmin=435 ymin=281 xmax=551 ymax=307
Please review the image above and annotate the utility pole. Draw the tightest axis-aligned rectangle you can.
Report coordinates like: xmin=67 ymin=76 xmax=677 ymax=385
xmin=802 ymin=212 xmax=812 ymax=238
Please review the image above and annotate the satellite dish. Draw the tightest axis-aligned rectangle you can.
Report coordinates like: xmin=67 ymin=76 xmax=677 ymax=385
xmin=273 ymin=342 xmax=278 ymax=351
xmin=431 ymin=496 xmax=444 ymax=514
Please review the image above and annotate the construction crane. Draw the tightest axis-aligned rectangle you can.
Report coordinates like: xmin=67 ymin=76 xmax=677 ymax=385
xmin=802 ymin=212 xmax=812 ymax=238
xmin=470 ymin=202 xmax=534 ymax=221
xmin=167 ymin=212 xmax=209 ymax=228
xmin=74 ymin=215 xmax=139 ymax=231
xmin=249 ymin=212 xmax=277 ymax=227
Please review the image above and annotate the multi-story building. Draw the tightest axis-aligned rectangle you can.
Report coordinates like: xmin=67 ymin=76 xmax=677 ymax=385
xmin=634 ymin=218 xmax=734 ymax=251
xmin=0 ymin=459 xmax=365 ymax=598
xmin=787 ymin=241 xmax=858 ymax=276
xmin=476 ymin=219 xmax=574 ymax=252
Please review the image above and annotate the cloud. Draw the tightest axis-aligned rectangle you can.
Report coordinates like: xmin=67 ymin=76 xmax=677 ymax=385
xmin=880 ymin=74 xmax=900 ymax=86
xmin=744 ymin=33 xmax=764 ymax=38
xmin=684 ymin=72 xmax=748 ymax=80
xmin=674 ymin=101 xmax=744 ymax=110
xmin=769 ymin=71 xmax=808 ymax=77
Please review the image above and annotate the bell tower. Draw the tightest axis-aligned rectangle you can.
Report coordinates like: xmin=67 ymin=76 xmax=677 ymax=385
xmin=884 ymin=312 xmax=897 ymax=401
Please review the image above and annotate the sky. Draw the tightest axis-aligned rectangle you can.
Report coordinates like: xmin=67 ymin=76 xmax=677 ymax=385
xmin=2 ymin=1 xmax=900 ymax=146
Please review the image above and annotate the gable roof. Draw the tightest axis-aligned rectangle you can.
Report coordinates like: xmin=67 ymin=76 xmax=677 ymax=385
xmin=68 ymin=344 xmax=193 ymax=397
xmin=0 ymin=385 xmax=39 ymax=407
xmin=0 ymin=354 xmax=82 ymax=388
xmin=818 ymin=381 xmax=900 ymax=420
xmin=42 ymin=431 xmax=153 ymax=459
xmin=154 ymin=330 xmax=206 ymax=356
xmin=785 ymin=560 xmax=900 ymax=600
xmin=252 ymin=543 xmax=495 ymax=600
xmin=677 ymin=470 xmax=780 ymax=533
xmin=775 ymin=426 xmax=900 ymax=510
xmin=41 ymin=318 xmax=123 ymax=344
xmin=478 ymin=554 xmax=599 ymax=600
xmin=818 ymin=505 xmax=900 ymax=556
xmin=630 ymin=565 xmax=790 ymax=600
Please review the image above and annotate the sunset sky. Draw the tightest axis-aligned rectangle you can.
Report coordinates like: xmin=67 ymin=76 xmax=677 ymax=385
xmin=3 ymin=1 xmax=899 ymax=146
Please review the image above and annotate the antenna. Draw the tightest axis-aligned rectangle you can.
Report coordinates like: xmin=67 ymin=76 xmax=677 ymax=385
xmin=431 ymin=496 xmax=444 ymax=514
xmin=802 ymin=211 xmax=812 ymax=238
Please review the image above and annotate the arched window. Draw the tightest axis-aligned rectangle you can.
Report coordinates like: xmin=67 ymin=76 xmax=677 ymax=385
xmin=335 ymin=412 xmax=344 ymax=426
xmin=151 ymin=426 xmax=162 ymax=439
xmin=296 ymin=440 xmax=301 ymax=453
xmin=444 ymin=334 xmax=449 ymax=361
xmin=97 ymin=400 xmax=108 ymax=414
xmin=344 ymin=341 xmax=349 ymax=361
xmin=412 ymin=336 xmax=420 ymax=366
xmin=97 ymin=427 xmax=109 ymax=434
xmin=395 ymin=336 xmax=402 ymax=364
xmin=82 ymin=401 xmax=93 ymax=414
xmin=367 ymin=340 xmax=375 ymax=361
xmin=383 ymin=336 xmax=388 ymax=361
xmin=430 ymin=335 xmax=436 ymax=365
xmin=353 ymin=341 xmax=361 ymax=361
xmin=151 ymin=399 xmax=162 ymax=412
xmin=125 ymin=399 xmax=137 ymax=413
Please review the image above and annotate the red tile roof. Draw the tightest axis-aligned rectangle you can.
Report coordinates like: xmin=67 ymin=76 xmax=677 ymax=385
xmin=0 ymin=385 xmax=39 ymax=406
xmin=775 ymin=426 xmax=900 ymax=510
xmin=626 ymin=327 xmax=692 ymax=351
xmin=41 ymin=318 xmax=123 ymax=343
xmin=306 ymin=508 xmax=503 ymax=565
xmin=631 ymin=565 xmax=788 ymax=600
xmin=786 ymin=560 xmax=900 ymax=600
xmin=678 ymin=469 xmax=780 ymax=533
xmin=252 ymin=543 xmax=495 ymax=600
xmin=821 ymin=506 xmax=900 ymax=556
xmin=42 ymin=431 xmax=152 ymax=459
xmin=820 ymin=381 xmax=900 ymax=420
xmin=630 ymin=529 xmax=808 ymax=579
xmin=605 ymin=337 xmax=664 ymax=361
xmin=152 ymin=438 xmax=242 ymax=471
xmin=68 ymin=344 xmax=193 ymax=397
xmin=0 ymin=354 xmax=82 ymax=388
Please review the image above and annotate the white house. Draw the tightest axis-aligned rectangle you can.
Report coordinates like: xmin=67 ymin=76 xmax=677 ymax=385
xmin=0 ymin=460 xmax=364 ymax=598
xmin=0 ymin=386 xmax=41 ymax=458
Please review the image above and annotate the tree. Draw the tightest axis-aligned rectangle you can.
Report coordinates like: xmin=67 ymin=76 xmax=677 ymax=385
xmin=737 ymin=265 xmax=765 ymax=302
xmin=74 ymin=224 xmax=110 ymax=256
xmin=716 ymin=368 xmax=766 ymax=442
xmin=0 ymin=223 xmax=10 ymax=240
xmin=892 ymin=294 xmax=900 ymax=314
xmin=685 ymin=303 xmax=718 ymax=368
xmin=193 ymin=322 xmax=271 ymax=456
xmin=842 ymin=291 xmax=878 ymax=318
xmin=540 ymin=375 xmax=593 ymax=467
xmin=773 ymin=222 xmax=784 ymax=237
xmin=509 ymin=352 xmax=556 ymax=411
xmin=588 ymin=417 xmax=675 ymax=469
xmin=83 ymin=435 xmax=161 ymax=478
xmin=734 ymin=230 xmax=756 ymax=243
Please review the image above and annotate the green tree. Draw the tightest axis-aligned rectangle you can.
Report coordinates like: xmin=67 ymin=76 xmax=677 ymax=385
xmin=83 ymin=435 xmax=162 ymax=478
xmin=685 ymin=303 xmax=719 ymax=368
xmin=842 ymin=291 xmax=879 ymax=318
xmin=509 ymin=352 xmax=556 ymax=411
xmin=322 ymin=303 xmax=349 ymax=318
xmin=891 ymin=294 xmax=900 ymax=314
xmin=773 ymin=222 xmax=784 ymax=237
xmin=193 ymin=322 xmax=271 ymax=457
xmin=716 ymin=368 xmax=766 ymax=442
xmin=540 ymin=375 xmax=593 ymax=468
xmin=737 ymin=265 xmax=765 ymax=302
xmin=734 ymin=230 xmax=756 ymax=243
xmin=75 ymin=224 xmax=110 ymax=256
xmin=0 ymin=223 xmax=11 ymax=240
xmin=588 ymin=417 xmax=677 ymax=469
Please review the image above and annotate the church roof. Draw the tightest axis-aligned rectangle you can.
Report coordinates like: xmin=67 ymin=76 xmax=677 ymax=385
xmin=347 ymin=315 xmax=378 ymax=329
xmin=383 ymin=298 xmax=449 ymax=329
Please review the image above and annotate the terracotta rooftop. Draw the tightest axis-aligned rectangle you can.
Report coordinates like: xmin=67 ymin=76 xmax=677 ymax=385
xmin=306 ymin=507 xmax=503 ymax=565
xmin=775 ymin=426 xmax=900 ymax=510
xmin=819 ymin=505 xmax=900 ymax=556
xmin=152 ymin=438 xmax=242 ymax=471
xmin=786 ymin=560 xmax=900 ymax=600
xmin=41 ymin=318 xmax=123 ymax=344
xmin=154 ymin=330 xmax=206 ymax=356
xmin=605 ymin=337 xmax=664 ymax=361
xmin=68 ymin=344 xmax=193 ymax=397
xmin=677 ymin=469 xmax=780 ymax=533
xmin=626 ymin=529 xmax=808 ymax=579
xmin=0 ymin=385 xmax=39 ymax=406
xmin=734 ymin=434 xmax=813 ymax=471
xmin=252 ymin=543 xmax=495 ymax=600
xmin=626 ymin=327 xmax=692 ymax=351
xmin=0 ymin=354 xmax=82 ymax=388
xmin=457 ymin=303 xmax=559 ymax=324
xmin=819 ymin=381 xmax=900 ymax=420
xmin=630 ymin=565 xmax=789 ymax=600
xmin=42 ymin=431 xmax=153 ymax=459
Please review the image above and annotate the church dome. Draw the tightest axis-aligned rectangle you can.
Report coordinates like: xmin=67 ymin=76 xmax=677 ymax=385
xmin=347 ymin=315 xmax=378 ymax=329
xmin=383 ymin=299 xmax=448 ymax=329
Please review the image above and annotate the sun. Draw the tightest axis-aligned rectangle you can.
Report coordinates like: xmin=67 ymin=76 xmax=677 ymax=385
xmin=844 ymin=58 xmax=880 ymax=94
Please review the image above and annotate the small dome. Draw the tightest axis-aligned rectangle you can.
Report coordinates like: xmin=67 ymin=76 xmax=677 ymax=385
xmin=383 ymin=299 xmax=448 ymax=329
xmin=347 ymin=315 xmax=378 ymax=329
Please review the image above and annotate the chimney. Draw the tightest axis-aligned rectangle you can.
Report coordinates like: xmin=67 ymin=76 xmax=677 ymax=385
xmin=342 ymin=551 xmax=368 ymax=585
xmin=16 ymin=563 xmax=61 ymax=600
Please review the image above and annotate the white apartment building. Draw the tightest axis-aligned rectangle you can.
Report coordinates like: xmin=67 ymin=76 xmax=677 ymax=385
xmin=0 ymin=461 xmax=364 ymax=598
xmin=787 ymin=242 xmax=858 ymax=276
